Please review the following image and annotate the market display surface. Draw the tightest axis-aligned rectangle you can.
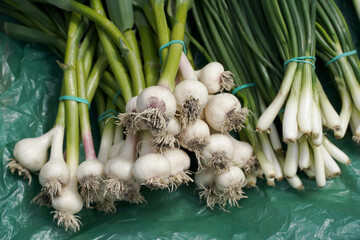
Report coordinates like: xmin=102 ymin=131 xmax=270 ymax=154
xmin=1 ymin=0 xmax=360 ymax=239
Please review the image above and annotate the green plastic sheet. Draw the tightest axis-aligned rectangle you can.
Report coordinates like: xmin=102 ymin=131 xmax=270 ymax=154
xmin=1 ymin=2 xmax=360 ymax=239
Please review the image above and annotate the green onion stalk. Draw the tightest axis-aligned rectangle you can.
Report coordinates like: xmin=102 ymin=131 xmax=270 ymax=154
xmin=0 ymin=2 xmax=39 ymax=29
xmin=0 ymin=0 xmax=68 ymax=57
xmin=239 ymin=0 xmax=340 ymax=188
xmin=2 ymin=22 xmax=66 ymax=55
xmin=42 ymin=4 xmax=68 ymax=38
xmin=4 ymin=0 xmax=62 ymax=37
xmin=353 ymin=0 xmax=360 ymax=22
xmin=315 ymin=0 xmax=360 ymax=141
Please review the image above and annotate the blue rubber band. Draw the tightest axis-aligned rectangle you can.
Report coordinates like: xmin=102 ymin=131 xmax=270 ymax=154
xmin=325 ymin=50 xmax=357 ymax=67
xmin=232 ymin=83 xmax=256 ymax=95
xmin=159 ymin=40 xmax=187 ymax=64
xmin=113 ymin=90 xmax=122 ymax=105
xmin=98 ymin=114 xmax=117 ymax=123
xmin=59 ymin=96 xmax=90 ymax=109
xmin=284 ymin=56 xmax=316 ymax=69
xmin=97 ymin=110 xmax=118 ymax=123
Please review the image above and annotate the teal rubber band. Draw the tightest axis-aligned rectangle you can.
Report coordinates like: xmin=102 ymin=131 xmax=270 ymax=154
xmin=284 ymin=56 xmax=316 ymax=69
xmin=278 ymin=108 xmax=285 ymax=114
xmin=59 ymin=96 xmax=90 ymax=109
xmin=159 ymin=40 xmax=187 ymax=64
xmin=325 ymin=50 xmax=357 ymax=67
xmin=232 ymin=83 xmax=256 ymax=95
xmin=113 ymin=90 xmax=122 ymax=105
xmin=97 ymin=109 xmax=118 ymax=123
xmin=97 ymin=114 xmax=117 ymax=123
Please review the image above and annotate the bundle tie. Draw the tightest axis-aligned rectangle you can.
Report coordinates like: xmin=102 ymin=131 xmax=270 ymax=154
xmin=325 ymin=50 xmax=357 ymax=67
xmin=59 ymin=96 xmax=90 ymax=109
xmin=232 ymin=83 xmax=256 ymax=95
xmin=159 ymin=40 xmax=187 ymax=64
xmin=284 ymin=56 xmax=316 ymax=69
xmin=97 ymin=109 xmax=118 ymax=123
xmin=113 ymin=90 xmax=122 ymax=105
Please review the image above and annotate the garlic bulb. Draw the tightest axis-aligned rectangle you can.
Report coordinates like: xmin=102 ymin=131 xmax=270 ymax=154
xmin=195 ymin=168 xmax=216 ymax=189
xmin=152 ymin=117 xmax=181 ymax=151
xmin=179 ymin=119 xmax=210 ymax=157
xmin=200 ymin=134 xmax=234 ymax=173
xmin=135 ymin=86 xmax=177 ymax=135
xmin=205 ymin=93 xmax=249 ymax=133
xmin=51 ymin=180 xmax=83 ymax=232
xmin=215 ymin=166 xmax=247 ymax=207
xmin=76 ymin=157 xmax=104 ymax=207
xmin=7 ymin=127 xmax=54 ymax=184
xmin=166 ymin=117 xmax=182 ymax=136
xmin=39 ymin=125 xmax=69 ymax=199
xmin=126 ymin=96 xmax=138 ymax=113
xmin=104 ymin=134 xmax=137 ymax=198
xmin=162 ymin=148 xmax=192 ymax=189
xmin=195 ymin=62 xmax=234 ymax=93
xmin=227 ymin=134 xmax=257 ymax=173
xmin=118 ymin=96 xmax=138 ymax=134
xmin=174 ymin=79 xmax=208 ymax=126
xmin=194 ymin=168 xmax=219 ymax=210
xmin=132 ymin=153 xmax=171 ymax=190
xmin=123 ymin=179 xmax=146 ymax=204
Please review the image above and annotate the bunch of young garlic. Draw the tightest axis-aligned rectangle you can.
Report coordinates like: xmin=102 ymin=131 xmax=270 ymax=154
xmin=116 ymin=53 xmax=257 ymax=210
xmin=6 ymin=56 xmax=255 ymax=234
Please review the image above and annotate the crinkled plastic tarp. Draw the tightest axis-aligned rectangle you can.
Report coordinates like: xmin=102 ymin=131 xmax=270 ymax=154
xmin=1 ymin=2 xmax=360 ymax=240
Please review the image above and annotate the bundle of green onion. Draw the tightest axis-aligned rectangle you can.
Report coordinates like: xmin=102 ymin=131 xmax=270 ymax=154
xmin=191 ymin=0 xmax=356 ymax=190
xmin=315 ymin=0 xmax=360 ymax=141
